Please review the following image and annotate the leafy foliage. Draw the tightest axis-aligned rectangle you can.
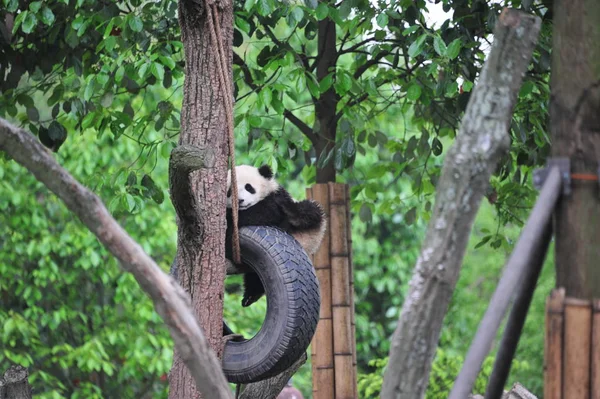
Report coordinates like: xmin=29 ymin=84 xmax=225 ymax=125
xmin=0 ymin=130 xmax=175 ymax=398
xmin=0 ymin=0 xmax=556 ymax=396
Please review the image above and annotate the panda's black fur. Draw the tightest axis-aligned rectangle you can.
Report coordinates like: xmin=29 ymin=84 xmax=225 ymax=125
xmin=226 ymin=165 xmax=326 ymax=307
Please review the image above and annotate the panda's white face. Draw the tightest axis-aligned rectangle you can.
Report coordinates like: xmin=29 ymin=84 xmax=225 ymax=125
xmin=227 ymin=165 xmax=279 ymax=210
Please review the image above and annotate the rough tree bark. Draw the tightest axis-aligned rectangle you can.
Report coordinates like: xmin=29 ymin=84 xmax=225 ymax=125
xmin=0 ymin=118 xmax=232 ymax=399
xmin=550 ymin=0 xmax=600 ymax=299
xmin=168 ymin=0 xmax=233 ymax=397
xmin=0 ymin=365 xmax=32 ymax=399
xmin=380 ymin=9 xmax=541 ymax=399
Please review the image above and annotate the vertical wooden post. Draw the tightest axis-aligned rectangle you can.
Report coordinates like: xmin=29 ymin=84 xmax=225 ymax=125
xmin=345 ymin=185 xmax=358 ymax=397
xmin=591 ymin=300 xmax=600 ymax=399
xmin=544 ymin=288 xmax=565 ymax=399
xmin=563 ymin=298 xmax=592 ymax=398
xmin=308 ymin=183 xmax=357 ymax=399
xmin=308 ymin=185 xmax=335 ymax=399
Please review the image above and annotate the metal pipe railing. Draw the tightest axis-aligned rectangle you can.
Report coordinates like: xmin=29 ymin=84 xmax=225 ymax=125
xmin=484 ymin=218 xmax=552 ymax=398
xmin=448 ymin=167 xmax=563 ymax=399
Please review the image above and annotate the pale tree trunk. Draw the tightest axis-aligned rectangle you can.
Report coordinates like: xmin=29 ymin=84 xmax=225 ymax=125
xmin=381 ymin=9 xmax=541 ymax=399
xmin=551 ymin=0 xmax=600 ymax=299
xmin=168 ymin=0 xmax=233 ymax=397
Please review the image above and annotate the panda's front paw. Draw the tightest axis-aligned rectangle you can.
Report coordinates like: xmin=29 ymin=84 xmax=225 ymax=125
xmin=241 ymin=293 xmax=262 ymax=307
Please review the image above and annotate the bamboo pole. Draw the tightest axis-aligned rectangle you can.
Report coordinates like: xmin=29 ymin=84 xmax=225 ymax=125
xmin=544 ymin=288 xmax=565 ymax=399
xmin=563 ymin=297 xmax=591 ymax=399
xmin=329 ymin=183 xmax=354 ymax=399
xmin=592 ymin=300 xmax=600 ymax=399
xmin=308 ymin=185 xmax=335 ymax=399
xmin=345 ymin=185 xmax=358 ymax=398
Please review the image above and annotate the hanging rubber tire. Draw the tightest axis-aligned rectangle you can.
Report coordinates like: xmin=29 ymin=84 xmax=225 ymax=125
xmin=222 ymin=226 xmax=321 ymax=384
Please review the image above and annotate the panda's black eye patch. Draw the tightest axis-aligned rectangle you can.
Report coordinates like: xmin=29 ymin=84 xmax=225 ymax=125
xmin=227 ymin=188 xmax=231 ymax=197
xmin=245 ymin=184 xmax=256 ymax=194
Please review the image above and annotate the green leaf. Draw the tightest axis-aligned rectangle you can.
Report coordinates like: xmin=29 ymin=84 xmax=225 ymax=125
xmin=462 ymin=80 xmax=474 ymax=92
xmin=376 ymin=13 xmax=389 ymax=28
xmin=40 ymin=6 xmax=55 ymax=25
xmin=158 ymin=56 xmax=176 ymax=70
xmin=406 ymin=84 xmax=422 ymax=101
xmin=151 ymin=63 xmax=165 ymax=81
xmin=83 ymin=79 xmax=95 ymax=101
xmin=338 ymin=1 xmax=351 ymax=19
xmin=315 ymin=3 xmax=328 ymax=20
xmin=48 ymin=121 xmax=67 ymax=142
xmin=104 ymin=36 xmax=117 ymax=52
xmin=259 ymin=88 xmax=272 ymax=108
xmin=359 ymin=204 xmax=372 ymax=223
xmin=115 ymin=66 xmax=125 ymax=83
xmin=290 ymin=6 xmax=304 ymax=23
xmin=408 ymin=34 xmax=428 ymax=58
xmin=100 ymin=93 xmax=114 ymax=108
xmin=402 ymin=25 xmax=420 ymax=36
xmin=306 ymin=75 xmax=320 ymax=98
xmin=139 ymin=62 xmax=150 ymax=79
xmin=432 ymin=137 xmax=443 ymax=156
xmin=16 ymin=93 xmax=34 ymax=108
xmin=141 ymin=175 xmax=164 ymax=204
xmin=433 ymin=36 xmax=447 ymax=57
xmin=446 ymin=38 xmax=462 ymax=60
xmin=125 ymin=194 xmax=136 ymax=212
xmin=29 ymin=1 xmax=41 ymax=12
xmin=339 ymin=72 xmax=352 ymax=91
xmin=519 ymin=81 xmax=535 ymax=97
xmin=22 ymin=12 xmax=38 ymax=34
xmin=5 ymin=0 xmax=18 ymax=12
xmin=26 ymin=107 xmax=39 ymax=122
xmin=475 ymin=235 xmax=492 ymax=249
xmin=81 ymin=112 xmax=96 ymax=130
xmin=235 ymin=16 xmax=251 ymax=34
xmin=128 ymin=15 xmax=143 ymax=32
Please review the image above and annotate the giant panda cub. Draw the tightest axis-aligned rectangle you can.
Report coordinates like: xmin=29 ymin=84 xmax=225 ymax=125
xmin=226 ymin=164 xmax=327 ymax=307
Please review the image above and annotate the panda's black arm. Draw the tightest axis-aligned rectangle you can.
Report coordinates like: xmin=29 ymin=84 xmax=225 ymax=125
xmin=281 ymin=199 xmax=325 ymax=231
xmin=236 ymin=195 xmax=286 ymax=227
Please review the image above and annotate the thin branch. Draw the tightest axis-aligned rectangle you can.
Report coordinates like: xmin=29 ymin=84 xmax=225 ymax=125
xmin=353 ymin=50 xmax=392 ymax=79
xmin=283 ymin=109 xmax=317 ymax=144
xmin=0 ymin=118 xmax=233 ymax=399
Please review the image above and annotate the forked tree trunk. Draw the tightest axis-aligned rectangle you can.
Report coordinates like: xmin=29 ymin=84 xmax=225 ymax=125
xmin=550 ymin=0 xmax=600 ymax=299
xmin=168 ymin=0 xmax=233 ymax=397
xmin=381 ymin=9 xmax=540 ymax=399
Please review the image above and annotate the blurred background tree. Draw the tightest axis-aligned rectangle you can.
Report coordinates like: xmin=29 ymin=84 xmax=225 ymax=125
xmin=0 ymin=0 xmax=554 ymax=397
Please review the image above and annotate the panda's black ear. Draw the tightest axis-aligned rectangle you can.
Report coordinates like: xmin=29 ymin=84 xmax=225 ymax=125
xmin=258 ymin=165 xmax=273 ymax=179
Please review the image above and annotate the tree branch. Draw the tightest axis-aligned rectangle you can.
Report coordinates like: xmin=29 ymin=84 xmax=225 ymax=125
xmin=381 ymin=9 xmax=541 ymax=399
xmin=353 ymin=50 xmax=392 ymax=79
xmin=283 ymin=109 xmax=317 ymax=144
xmin=169 ymin=145 xmax=216 ymax=238
xmin=0 ymin=117 xmax=233 ymax=399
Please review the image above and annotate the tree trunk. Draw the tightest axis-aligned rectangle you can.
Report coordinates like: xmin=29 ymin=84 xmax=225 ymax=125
xmin=315 ymin=14 xmax=338 ymax=184
xmin=0 ymin=366 xmax=32 ymax=399
xmin=169 ymin=0 xmax=233 ymax=397
xmin=380 ymin=9 xmax=540 ymax=399
xmin=550 ymin=0 xmax=600 ymax=299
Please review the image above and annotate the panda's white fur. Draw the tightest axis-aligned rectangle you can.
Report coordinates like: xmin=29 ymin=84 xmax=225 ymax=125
xmin=226 ymin=164 xmax=326 ymax=255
